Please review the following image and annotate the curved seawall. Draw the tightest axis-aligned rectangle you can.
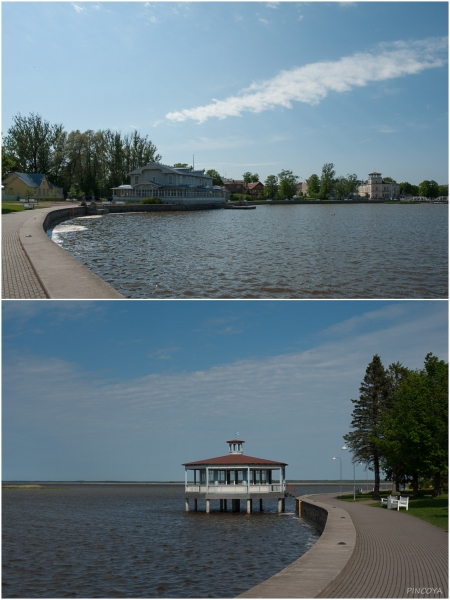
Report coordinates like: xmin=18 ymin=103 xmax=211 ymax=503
xmin=238 ymin=495 xmax=356 ymax=598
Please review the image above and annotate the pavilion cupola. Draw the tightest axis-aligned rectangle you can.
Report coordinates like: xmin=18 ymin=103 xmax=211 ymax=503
xmin=227 ymin=439 xmax=245 ymax=454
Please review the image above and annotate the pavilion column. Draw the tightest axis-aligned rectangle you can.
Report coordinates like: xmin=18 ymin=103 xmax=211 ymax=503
xmin=247 ymin=499 xmax=252 ymax=514
xmin=185 ymin=499 xmax=189 ymax=512
xmin=206 ymin=499 xmax=210 ymax=513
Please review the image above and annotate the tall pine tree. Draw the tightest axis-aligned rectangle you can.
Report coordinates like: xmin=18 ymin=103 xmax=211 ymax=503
xmin=343 ymin=355 xmax=391 ymax=498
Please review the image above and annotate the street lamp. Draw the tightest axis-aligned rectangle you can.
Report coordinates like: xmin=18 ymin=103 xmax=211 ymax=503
xmin=332 ymin=457 xmax=342 ymax=496
xmin=342 ymin=444 xmax=357 ymax=501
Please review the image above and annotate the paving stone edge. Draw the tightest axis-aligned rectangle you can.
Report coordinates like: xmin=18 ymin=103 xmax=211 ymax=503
xmin=237 ymin=494 xmax=356 ymax=599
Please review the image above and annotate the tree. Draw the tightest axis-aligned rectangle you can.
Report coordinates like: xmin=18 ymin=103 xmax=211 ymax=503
xmin=418 ymin=180 xmax=439 ymax=199
xmin=399 ymin=182 xmax=419 ymax=196
xmin=264 ymin=175 xmax=279 ymax=199
xmin=380 ymin=354 xmax=448 ymax=497
xmin=334 ymin=177 xmax=348 ymax=200
xmin=2 ymin=148 xmax=16 ymax=179
xmin=383 ymin=177 xmax=396 ymax=183
xmin=343 ymin=355 xmax=392 ymax=498
xmin=345 ymin=174 xmax=359 ymax=198
xmin=278 ymin=169 xmax=298 ymax=199
xmin=173 ymin=163 xmax=188 ymax=168
xmin=438 ymin=184 xmax=448 ymax=197
xmin=205 ymin=169 xmax=223 ymax=186
xmin=23 ymin=186 xmax=35 ymax=203
xmin=307 ymin=174 xmax=320 ymax=197
xmin=243 ymin=171 xmax=259 ymax=184
xmin=319 ymin=163 xmax=335 ymax=199
xmin=4 ymin=112 xmax=66 ymax=175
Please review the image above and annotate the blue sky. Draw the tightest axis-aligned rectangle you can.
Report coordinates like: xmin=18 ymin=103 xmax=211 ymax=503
xmin=2 ymin=2 xmax=448 ymax=184
xmin=3 ymin=300 xmax=447 ymax=481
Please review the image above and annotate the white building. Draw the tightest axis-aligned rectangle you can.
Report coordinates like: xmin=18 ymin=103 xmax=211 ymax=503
xmin=111 ymin=162 xmax=229 ymax=205
xmin=358 ymin=172 xmax=400 ymax=200
xmin=183 ymin=439 xmax=287 ymax=514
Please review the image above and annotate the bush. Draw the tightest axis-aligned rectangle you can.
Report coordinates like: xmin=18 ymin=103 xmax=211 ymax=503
xmin=141 ymin=197 xmax=163 ymax=204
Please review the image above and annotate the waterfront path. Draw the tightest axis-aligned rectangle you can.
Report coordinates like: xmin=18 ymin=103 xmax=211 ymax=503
xmin=2 ymin=206 xmax=123 ymax=299
xmin=240 ymin=493 xmax=447 ymax=599
xmin=315 ymin=493 xmax=448 ymax=599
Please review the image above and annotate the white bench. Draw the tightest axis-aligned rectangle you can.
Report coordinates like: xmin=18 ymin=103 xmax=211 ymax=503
xmin=397 ymin=496 xmax=409 ymax=511
xmin=115 ymin=201 xmax=125 ymax=205
xmin=23 ymin=203 xmax=34 ymax=210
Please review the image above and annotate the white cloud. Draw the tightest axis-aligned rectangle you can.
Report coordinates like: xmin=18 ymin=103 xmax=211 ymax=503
xmin=377 ymin=125 xmax=398 ymax=134
xmin=166 ymin=37 xmax=447 ymax=123
xmin=258 ymin=18 xmax=269 ymax=25
xmin=72 ymin=3 xmax=84 ymax=12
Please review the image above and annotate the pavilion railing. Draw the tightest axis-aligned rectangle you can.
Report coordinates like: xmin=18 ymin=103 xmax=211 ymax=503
xmin=185 ymin=484 xmax=284 ymax=494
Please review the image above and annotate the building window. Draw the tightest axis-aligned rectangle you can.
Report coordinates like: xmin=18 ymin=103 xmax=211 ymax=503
xmin=135 ymin=176 xmax=139 ymax=184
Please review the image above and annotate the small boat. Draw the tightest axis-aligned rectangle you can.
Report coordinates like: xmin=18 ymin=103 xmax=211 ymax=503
xmin=225 ymin=203 xmax=256 ymax=210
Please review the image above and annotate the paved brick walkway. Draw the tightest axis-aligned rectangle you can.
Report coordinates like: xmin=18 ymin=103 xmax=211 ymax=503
xmin=315 ymin=494 xmax=448 ymax=599
xmin=2 ymin=211 xmax=47 ymax=298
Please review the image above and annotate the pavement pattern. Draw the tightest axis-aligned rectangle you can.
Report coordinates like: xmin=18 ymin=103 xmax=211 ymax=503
xmin=315 ymin=494 xmax=448 ymax=599
xmin=2 ymin=210 xmax=47 ymax=299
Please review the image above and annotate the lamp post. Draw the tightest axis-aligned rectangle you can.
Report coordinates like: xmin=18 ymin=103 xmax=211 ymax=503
xmin=332 ymin=457 xmax=342 ymax=496
xmin=342 ymin=444 xmax=356 ymax=501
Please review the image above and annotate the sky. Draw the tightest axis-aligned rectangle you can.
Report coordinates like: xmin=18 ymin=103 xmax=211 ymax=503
xmin=2 ymin=1 xmax=448 ymax=185
xmin=2 ymin=300 xmax=447 ymax=481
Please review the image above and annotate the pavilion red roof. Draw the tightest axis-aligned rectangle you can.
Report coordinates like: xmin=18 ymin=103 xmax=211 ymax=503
xmin=183 ymin=454 xmax=287 ymax=467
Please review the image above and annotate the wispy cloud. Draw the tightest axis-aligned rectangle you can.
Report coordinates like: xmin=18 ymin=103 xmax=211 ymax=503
xmin=72 ymin=3 xmax=84 ymax=12
xmin=166 ymin=37 xmax=447 ymax=123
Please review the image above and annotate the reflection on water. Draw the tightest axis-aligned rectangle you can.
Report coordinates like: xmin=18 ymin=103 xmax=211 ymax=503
xmin=50 ymin=204 xmax=448 ymax=298
xmin=2 ymin=484 xmax=319 ymax=598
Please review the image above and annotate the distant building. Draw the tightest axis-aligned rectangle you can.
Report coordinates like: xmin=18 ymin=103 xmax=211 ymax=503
xmin=183 ymin=439 xmax=287 ymax=514
xmin=246 ymin=181 xmax=264 ymax=198
xmin=222 ymin=179 xmax=246 ymax=195
xmin=297 ymin=181 xmax=308 ymax=196
xmin=358 ymin=172 xmax=400 ymax=200
xmin=2 ymin=172 xmax=63 ymax=201
xmin=111 ymin=162 xmax=229 ymax=204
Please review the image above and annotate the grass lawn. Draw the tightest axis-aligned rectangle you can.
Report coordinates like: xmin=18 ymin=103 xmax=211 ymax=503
xmin=340 ymin=490 xmax=448 ymax=530
xmin=2 ymin=202 xmax=48 ymax=214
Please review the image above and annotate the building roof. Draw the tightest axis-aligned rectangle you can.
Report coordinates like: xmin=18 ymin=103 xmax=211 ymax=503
xmin=128 ymin=162 xmax=211 ymax=179
xmin=183 ymin=453 xmax=287 ymax=467
xmin=246 ymin=182 xmax=263 ymax=189
xmin=5 ymin=172 xmax=60 ymax=189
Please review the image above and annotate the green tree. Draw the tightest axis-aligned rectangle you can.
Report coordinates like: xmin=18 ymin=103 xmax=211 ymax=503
xmin=307 ymin=174 xmax=320 ymax=197
xmin=278 ymin=169 xmax=299 ymax=199
xmin=243 ymin=171 xmax=259 ymax=184
xmin=2 ymin=148 xmax=17 ymax=179
xmin=173 ymin=163 xmax=188 ymax=168
xmin=334 ymin=177 xmax=348 ymax=200
xmin=383 ymin=177 xmax=396 ymax=183
xmin=380 ymin=354 xmax=448 ymax=497
xmin=343 ymin=355 xmax=392 ymax=498
xmin=345 ymin=174 xmax=359 ymax=198
xmin=438 ymin=184 xmax=448 ymax=197
xmin=319 ymin=163 xmax=335 ymax=199
xmin=23 ymin=186 xmax=35 ymax=203
xmin=4 ymin=112 xmax=66 ymax=175
xmin=418 ymin=180 xmax=439 ymax=199
xmin=264 ymin=175 xmax=279 ymax=199
xmin=399 ymin=182 xmax=419 ymax=196
xmin=205 ymin=169 xmax=224 ymax=186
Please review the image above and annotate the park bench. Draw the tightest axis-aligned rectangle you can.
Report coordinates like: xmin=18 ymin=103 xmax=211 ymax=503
xmin=115 ymin=201 xmax=125 ymax=205
xmin=397 ymin=496 xmax=409 ymax=511
xmin=23 ymin=203 xmax=34 ymax=210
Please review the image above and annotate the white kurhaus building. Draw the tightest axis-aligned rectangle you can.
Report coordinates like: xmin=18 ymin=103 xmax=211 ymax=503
xmin=358 ymin=172 xmax=400 ymax=200
xmin=111 ymin=162 xmax=228 ymax=205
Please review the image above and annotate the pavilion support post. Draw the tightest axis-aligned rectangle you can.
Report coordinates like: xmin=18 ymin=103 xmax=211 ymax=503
xmin=194 ymin=499 xmax=198 ymax=511
xmin=278 ymin=498 xmax=282 ymax=513
xmin=247 ymin=499 xmax=252 ymax=514
xmin=185 ymin=499 xmax=189 ymax=512
xmin=260 ymin=499 xmax=263 ymax=512
xmin=206 ymin=499 xmax=210 ymax=514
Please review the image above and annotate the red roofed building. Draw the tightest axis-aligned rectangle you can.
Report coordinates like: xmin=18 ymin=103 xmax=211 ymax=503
xmin=182 ymin=439 xmax=287 ymax=513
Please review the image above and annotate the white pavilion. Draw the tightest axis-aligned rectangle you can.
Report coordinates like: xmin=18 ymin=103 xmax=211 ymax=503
xmin=183 ymin=439 xmax=287 ymax=513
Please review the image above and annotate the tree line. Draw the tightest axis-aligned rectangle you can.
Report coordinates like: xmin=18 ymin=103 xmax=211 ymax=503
xmin=343 ymin=353 xmax=447 ymax=499
xmin=2 ymin=113 xmax=161 ymax=197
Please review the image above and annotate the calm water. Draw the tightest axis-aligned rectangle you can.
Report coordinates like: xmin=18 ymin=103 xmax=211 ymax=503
xmin=50 ymin=204 xmax=448 ymax=299
xmin=2 ymin=484 xmax=323 ymax=598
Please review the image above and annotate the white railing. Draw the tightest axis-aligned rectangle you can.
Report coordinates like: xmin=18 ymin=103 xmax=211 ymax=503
xmin=185 ymin=484 xmax=283 ymax=494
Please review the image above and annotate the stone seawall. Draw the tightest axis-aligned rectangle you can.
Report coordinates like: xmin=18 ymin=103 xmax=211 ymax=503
xmin=106 ymin=202 xmax=224 ymax=213
xmin=298 ymin=497 xmax=328 ymax=532
xmin=43 ymin=206 xmax=86 ymax=231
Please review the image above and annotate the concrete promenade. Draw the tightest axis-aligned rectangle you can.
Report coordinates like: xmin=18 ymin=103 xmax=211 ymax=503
xmin=240 ymin=493 xmax=447 ymax=599
xmin=2 ymin=206 xmax=123 ymax=299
